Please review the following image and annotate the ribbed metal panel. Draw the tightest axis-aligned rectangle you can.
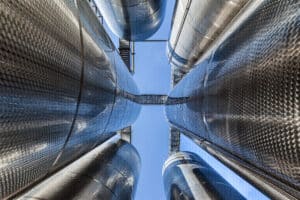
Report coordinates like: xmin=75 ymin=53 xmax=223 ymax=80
xmin=166 ymin=0 xmax=300 ymax=198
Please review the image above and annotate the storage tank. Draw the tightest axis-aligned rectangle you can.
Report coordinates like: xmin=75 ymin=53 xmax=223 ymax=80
xmin=18 ymin=137 xmax=141 ymax=200
xmin=167 ymin=0 xmax=247 ymax=85
xmin=165 ymin=0 xmax=300 ymax=198
xmin=163 ymin=151 xmax=244 ymax=200
xmin=98 ymin=0 xmax=166 ymax=41
xmin=0 ymin=0 xmax=141 ymax=198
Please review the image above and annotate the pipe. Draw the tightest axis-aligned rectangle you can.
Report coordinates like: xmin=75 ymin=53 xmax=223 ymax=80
xmin=17 ymin=136 xmax=141 ymax=200
xmin=166 ymin=0 xmax=300 ymax=198
xmin=162 ymin=151 xmax=245 ymax=200
xmin=0 ymin=0 xmax=141 ymax=198
xmin=98 ymin=0 xmax=167 ymax=41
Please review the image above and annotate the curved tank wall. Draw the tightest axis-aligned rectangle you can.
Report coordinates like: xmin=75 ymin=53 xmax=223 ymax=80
xmin=18 ymin=137 xmax=141 ymax=200
xmin=167 ymin=0 xmax=247 ymax=85
xmin=0 ymin=0 xmax=141 ymax=198
xmin=165 ymin=0 xmax=300 ymax=198
xmin=163 ymin=151 xmax=244 ymax=200
xmin=98 ymin=0 xmax=167 ymax=41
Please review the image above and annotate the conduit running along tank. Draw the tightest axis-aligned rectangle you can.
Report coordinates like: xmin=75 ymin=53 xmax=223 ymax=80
xmin=18 ymin=137 xmax=141 ymax=200
xmin=98 ymin=0 xmax=167 ymax=41
xmin=166 ymin=0 xmax=300 ymax=199
xmin=163 ymin=151 xmax=245 ymax=200
xmin=0 ymin=0 xmax=141 ymax=198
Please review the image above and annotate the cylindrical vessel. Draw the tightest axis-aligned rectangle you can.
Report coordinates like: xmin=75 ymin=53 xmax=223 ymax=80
xmin=163 ymin=151 xmax=244 ymax=200
xmin=0 ymin=0 xmax=140 ymax=198
xmin=98 ymin=0 xmax=167 ymax=41
xmin=167 ymin=0 xmax=247 ymax=85
xmin=18 ymin=136 xmax=141 ymax=200
xmin=166 ymin=0 xmax=300 ymax=198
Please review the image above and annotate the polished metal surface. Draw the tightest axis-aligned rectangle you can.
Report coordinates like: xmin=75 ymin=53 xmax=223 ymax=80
xmin=0 ymin=0 xmax=141 ymax=198
xmin=98 ymin=0 xmax=167 ymax=41
xmin=163 ymin=151 xmax=245 ymax=200
xmin=18 ymin=136 xmax=141 ymax=200
xmin=166 ymin=0 xmax=300 ymax=199
xmin=167 ymin=0 xmax=248 ymax=85
xmin=185 ymin=134 xmax=300 ymax=200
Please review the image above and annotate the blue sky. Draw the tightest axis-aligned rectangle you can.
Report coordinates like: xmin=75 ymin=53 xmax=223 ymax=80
xmin=130 ymin=2 xmax=174 ymax=198
xmin=96 ymin=0 xmax=269 ymax=199
xmin=97 ymin=1 xmax=174 ymax=198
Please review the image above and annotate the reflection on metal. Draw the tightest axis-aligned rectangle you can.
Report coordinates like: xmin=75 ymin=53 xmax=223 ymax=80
xmin=166 ymin=0 xmax=300 ymax=199
xmin=197 ymin=0 xmax=266 ymax=64
xmin=119 ymin=126 xmax=132 ymax=143
xmin=88 ymin=0 xmax=103 ymax=24
xmin=183 ymin=132 xmax=300 ymax=200
xmin=163 ymin=151 xmax=245 ymax=200
xmin=18 ymin=136 xmax=141 ymax=200
xmin=0 ymin=0 xmax=141 ymax=198
xmin=131 ymin=41 xmax=135 ymax=73
xmin=168 ymin=0 xmax=248 ymax=84
xmin=98 ymin=0 xmax=167 ymax=41
xmin=169 ymin=127 xmax=180 ymax=155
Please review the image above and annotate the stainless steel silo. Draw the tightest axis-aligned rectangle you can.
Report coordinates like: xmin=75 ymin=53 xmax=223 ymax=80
xmin=163 ymin=151 xmax=245 ymax=200
xmin=98 ymin=0 xmax=167 ymax=41
xmin=0 ymin=0 xmax=141 ymax=198
xmin=167 ymin=0 xmax=248 ymax=85
xmin=166 ymin=0 xmax=300 ymax=199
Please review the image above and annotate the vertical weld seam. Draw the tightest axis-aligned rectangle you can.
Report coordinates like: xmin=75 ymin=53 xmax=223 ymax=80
xmin=98 ymin=58 xmax=118 ymax=146
xmin=50 ymin=0 xmax=85 ymax=168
